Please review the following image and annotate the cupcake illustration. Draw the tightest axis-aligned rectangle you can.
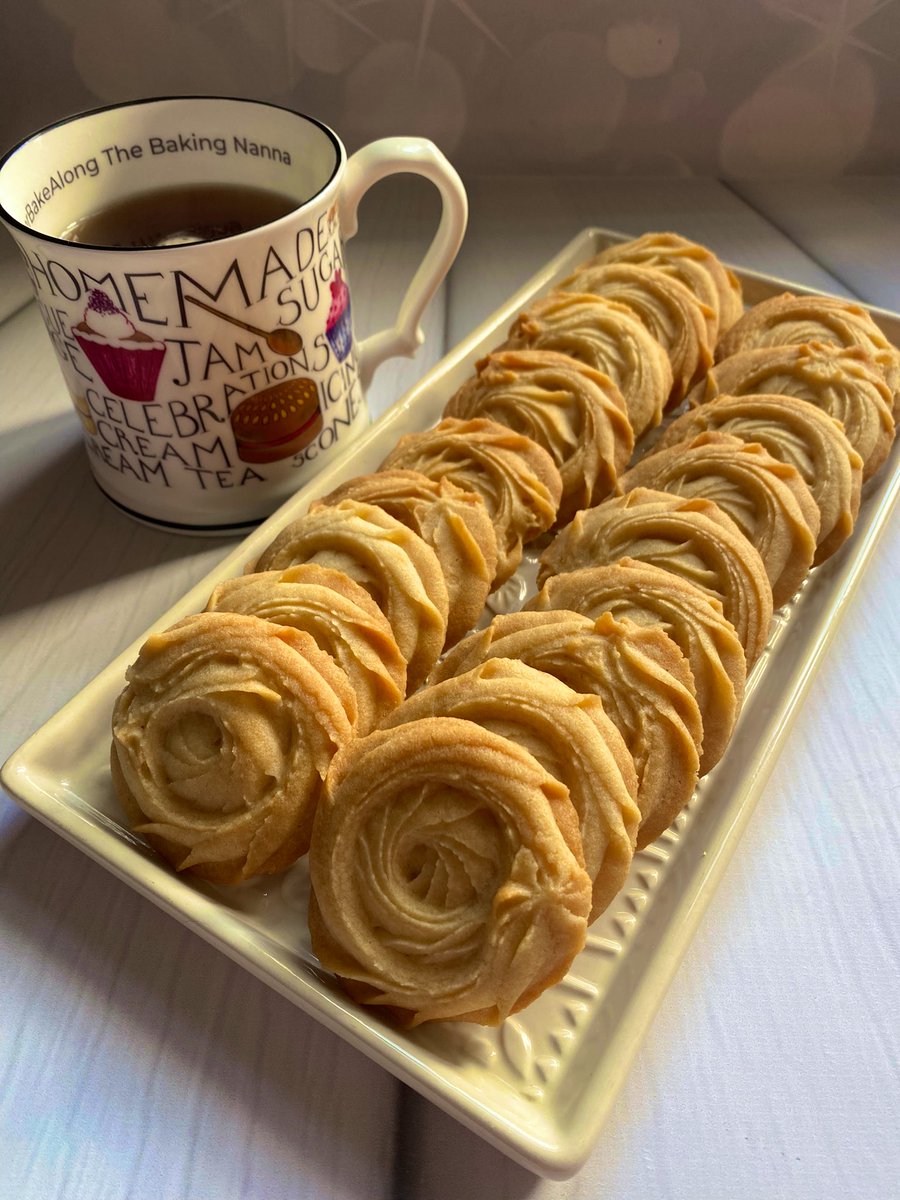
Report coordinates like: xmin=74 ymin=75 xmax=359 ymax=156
xmin=73 ymin=290 xmax=166 ymax=403
xmin=325 ymin=270 xmax=352 ymax=362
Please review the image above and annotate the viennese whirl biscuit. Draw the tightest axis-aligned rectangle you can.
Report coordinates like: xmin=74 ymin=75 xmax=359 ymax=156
xmin=527 ymin=559 xmax=746 ymax=776
xmin=657 ymin=394 xmax=863 ymax=564
xmin=503 ymin=291 xmax=672 ymax=438
xmin=617 ymin=432 xmax=819 ymax=608
xmin=430 ymin=610 xmax=703 ymax=851
xmin=206 ymin=564 xmax=406 ymax=735
xmin=312 ymin=469 xmax=498 ymax=649
xmin=308 ymin=716 xmax=593 ymax=1026
xmin=690 ymin=342 xmax=896 ymax=482
xmin=444 ymin=349 xmax=634 ymax=526
xmin=716 ymin=292 xmax=900 ymax=415
xmin=384 ymin=658 xmax=640 ymax=922
xmin=253 ymin=499 xmax=449 ymax=692
xmin=380 ymin=417 xmax=563 ymax=586
xmin=539 ymin=488 xmax=774 ymax=667
xmin=111 ymin=611 xmax=356 ymax=885
xmin=559 ymin=261 xmax=714 ymax=404
xmin=590 ymin=231 xmax=744 ymax=340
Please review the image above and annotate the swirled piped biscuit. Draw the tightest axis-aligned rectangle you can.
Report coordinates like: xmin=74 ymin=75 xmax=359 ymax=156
xmin=308 ymin=716 xmax=592 ymax=1026
xmin=590 ymin=231 xmax=744 ymax=339
xmin=503 ymin=291 xmax=672 ymax=438
xmin=526 ymin=559 xmax=746 ymax=775
xmin=538 ymin=488 xmax=773 ymax=666
xmin=312 ymin=470 xmax=498 ymax=647
xmin=559 ymin=261 xmax=714 ymax=404
xmin=689 ymin=342 xmax=896 ymax=481
xmin=443 ymin=349 xmax=634 ymax=526
xmin=618 ymin=432 xmax=819 ymax=608
xmin=384 ymin=658 xmax=640 ymax=921
xmin=430 ymin=610 xmax=702 ymax=851
xmin=253 ymin=499 xmax=449 ymax=692
xmin=657 ymin=394 xmax=863 ymax=564
xmin=111 ymin=611 xmax=356 ymax=885
xmin=206 ymin=564 xmax=406 ymax=735
xmin=715 ymin=293 xmax=900 ymax=415
xmin=380 ymin=417 xmax=563 ymax=586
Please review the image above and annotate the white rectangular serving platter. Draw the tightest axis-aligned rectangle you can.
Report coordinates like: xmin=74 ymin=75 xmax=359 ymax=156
xmin=3 ymin=228 xmax=900 ymax=1179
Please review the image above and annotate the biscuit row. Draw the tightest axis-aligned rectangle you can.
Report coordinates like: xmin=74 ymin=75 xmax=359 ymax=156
xmin=110 ymin=230 xmax=898 ymax=1026
xmin=286 ymin=264 xmax=693 ymax=1023
xmin=306 ymin=234 xmax=897 ymax=1022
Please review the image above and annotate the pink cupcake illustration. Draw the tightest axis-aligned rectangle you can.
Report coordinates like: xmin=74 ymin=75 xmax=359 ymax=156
xmin=73 ymin=290 xmax=166 ymax=403
xmin=325 ymin=269 xmax=352 ymax=362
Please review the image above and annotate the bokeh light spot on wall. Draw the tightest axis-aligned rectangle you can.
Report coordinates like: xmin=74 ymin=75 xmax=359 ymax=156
xmin=498 ymin=32 xmax=628 ymax=165
xmin=719 ymin=47 xmax=877 ymax=176
xmin=291 ymin=0 xmax=373 ymax=75
xmin=70 ymin=0 xmax=234 ymax=101
xmin=342 ymin=41 xmax=467 ymax=151
xmin=606 ymin=16 xmax=681 ymax=80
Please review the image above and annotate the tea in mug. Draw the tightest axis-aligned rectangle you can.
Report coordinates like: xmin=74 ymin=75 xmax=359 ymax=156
xmin=61 ymin=182 xmax=299 ymax=248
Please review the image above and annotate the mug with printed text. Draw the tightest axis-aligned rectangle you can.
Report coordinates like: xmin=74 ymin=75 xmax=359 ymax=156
xmin=0 ymin=96 xmax=468 ymax=532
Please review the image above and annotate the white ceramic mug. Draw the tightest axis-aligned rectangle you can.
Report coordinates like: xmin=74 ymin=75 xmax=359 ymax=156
xmin=0 ymin=96 xmax=467 ymax=533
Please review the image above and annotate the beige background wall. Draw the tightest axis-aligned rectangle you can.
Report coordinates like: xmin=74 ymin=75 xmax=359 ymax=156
xmin=3 ymin=0 xmax=899 ymax=179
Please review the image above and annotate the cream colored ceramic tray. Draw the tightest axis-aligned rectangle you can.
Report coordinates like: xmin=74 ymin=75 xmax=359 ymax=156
xmin=4 ymin=229 xmax=900 ymax=1179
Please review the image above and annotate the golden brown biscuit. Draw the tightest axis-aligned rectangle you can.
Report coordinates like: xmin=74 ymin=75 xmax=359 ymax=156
xmin=689 ymin=342 xmax=895 ymax=482
xmin=591 ymin=231 xmax=744 ymax=339
xmin=383 ymin=658 xmax=640 ymax=922
xmin=312 ymin=470 xmax=497 ymax=647
xmin=559 ymin=261 xmax=714 ymax=404
xmin=657 ymin=394 xmax=863 ymax=564
xmin=618 ymin=433 xmax=819 ymax=608
xmin=230 ymin=378 xmax=322 ymax=463
xmin=526 ymin=558 xmax=746 ymax=775
xmin=308 ymin=716 xmax=592 ymax=1025
xmin=380 ymin=417 xmax=562 ymax=586
xmin=206 ymin=565 xmax=406 ymax=735
xmin=253 ymin=499 xmax=449 ymax=692
xmin=715 ymin=293 xmax=900 ymax=416
xmin=503 ymin=291 xmax=672 ymax=438
xmin=111 ymin=611 xmax=355 ymax=885
xmin=431 ymin=611 xmax=702 ymax=851
xmin=538 ymin=488 xmax=773 ymax=667
xmin=443 ymin=349 xmax=634 ymax=527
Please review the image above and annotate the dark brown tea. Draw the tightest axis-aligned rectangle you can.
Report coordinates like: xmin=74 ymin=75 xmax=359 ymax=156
xmin=62 ymin=183 xmax=300 ymax=248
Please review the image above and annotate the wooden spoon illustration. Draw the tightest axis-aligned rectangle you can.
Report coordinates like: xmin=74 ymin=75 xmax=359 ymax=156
xmin=185 ymin=295 xmax=303 ymax=356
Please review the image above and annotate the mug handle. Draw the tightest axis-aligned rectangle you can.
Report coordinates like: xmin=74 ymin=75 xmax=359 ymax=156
xmin=338 ymin=137 xmax=468 ymax=391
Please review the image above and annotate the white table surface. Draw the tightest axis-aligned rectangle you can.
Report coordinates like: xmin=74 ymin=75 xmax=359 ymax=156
xmin=1 ymin=177 xmax=898 ymax=1200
